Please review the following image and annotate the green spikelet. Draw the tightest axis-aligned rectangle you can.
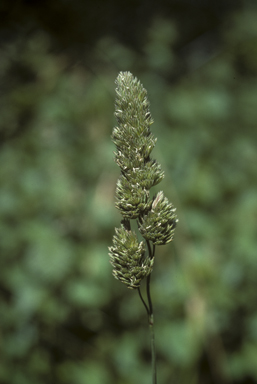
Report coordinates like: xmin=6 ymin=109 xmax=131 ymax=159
xmin=109 ymin=221 xmax=154 ymax=289
xmin=139 ymin=191 xmax=178 ymax=245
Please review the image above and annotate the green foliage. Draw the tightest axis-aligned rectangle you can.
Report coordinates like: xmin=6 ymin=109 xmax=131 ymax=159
xmin=1 ymin=2 xmax=257 ymax=384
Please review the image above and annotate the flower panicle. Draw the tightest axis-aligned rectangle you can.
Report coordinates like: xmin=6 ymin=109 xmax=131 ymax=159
xmin=109 ymin=72 xmax=178 ymax=289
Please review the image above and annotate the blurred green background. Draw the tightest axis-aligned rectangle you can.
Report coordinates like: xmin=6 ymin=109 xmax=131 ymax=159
xmin=1 ymin=1 xmax=257 ymax=383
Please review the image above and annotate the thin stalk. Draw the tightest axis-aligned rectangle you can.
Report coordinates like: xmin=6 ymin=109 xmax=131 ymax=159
xmin=138 ymin=240 xmax=157 ymax=383
xmin=149 ymin=314 xmax=157 ymax=384
xmin=146 ymin=241 xmax=157 ymax=384
xmin=138 ymin=286 xmax=149 ymax=316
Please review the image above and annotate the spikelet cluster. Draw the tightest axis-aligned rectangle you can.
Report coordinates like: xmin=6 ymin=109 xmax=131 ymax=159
xmin=109 ymin=221 xmax=154 ymax=289
xmin=109 ymin=72 xmax=178 ymax=289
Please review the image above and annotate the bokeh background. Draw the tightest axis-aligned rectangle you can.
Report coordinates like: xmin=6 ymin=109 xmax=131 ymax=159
xmin=1 ymin=0 xmax=257 ymax=383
